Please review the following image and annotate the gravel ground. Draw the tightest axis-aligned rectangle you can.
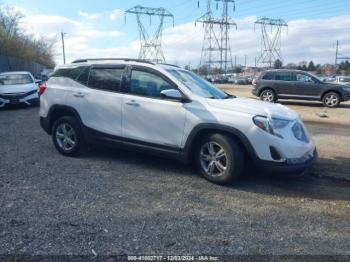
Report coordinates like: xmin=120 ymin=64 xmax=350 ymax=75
xmin=0 ymin=105 xmax=349 ymax=257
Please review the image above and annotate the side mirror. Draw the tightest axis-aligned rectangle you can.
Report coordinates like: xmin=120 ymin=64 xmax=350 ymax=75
xmin=160 ymin=89 xmax=185 ymax=101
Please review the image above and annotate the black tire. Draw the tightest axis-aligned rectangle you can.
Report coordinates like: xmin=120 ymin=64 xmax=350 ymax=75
xmin=322 ymin=92 xmax=340 ymax=108
xmin=52 ymin=116 xmax=85 ymax=156
xmin=259 ymin=89 xmax=276 ymax=103
xmin=195 ymin=133 xmax=244 ymax=185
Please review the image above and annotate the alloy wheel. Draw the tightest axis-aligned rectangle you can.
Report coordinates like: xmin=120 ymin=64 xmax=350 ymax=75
xmin=199 ymin=142 xmax=227 ymax=177
xmin=55 ymin=123 xmax=77 ymax=151
xmin=324 ymin=94 xmax=338 ymax=107
xmin=261 ymin=90 xmax=274 ymax=102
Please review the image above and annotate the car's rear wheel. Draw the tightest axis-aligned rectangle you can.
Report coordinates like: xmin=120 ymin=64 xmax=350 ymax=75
xmin=322 ymin=92 xmax=340 ymax=107
xmin=52 ymin=116 xmax=85 ymax=156
xmin=195 ymin=133 xmax=244 ymax=185
xmin=260 ymin=89 xmax=276 ymax=103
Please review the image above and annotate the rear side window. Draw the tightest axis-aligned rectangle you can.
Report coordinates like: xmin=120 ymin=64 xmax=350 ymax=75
xmin=76 ymin=67 xmax=90 ymax=85
xmin=262 ymin=72 xmax=274 ymax=80
xmin=275 ymin=72 xmax=292 ymax=81
xmin=88 ymin=68 xmax=124 ymax=92
xmin=51 ymin=67 xmax=89 ymax=85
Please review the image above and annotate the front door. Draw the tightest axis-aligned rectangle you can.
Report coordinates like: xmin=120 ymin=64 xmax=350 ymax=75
xmin=122 ymin=66 xmax=187 ymax=148
xmin=292 ymin=72 xmax=320 ymax=98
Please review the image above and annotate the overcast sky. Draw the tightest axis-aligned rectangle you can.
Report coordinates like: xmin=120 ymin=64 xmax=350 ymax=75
xmin=4 ymin=0 xmax=350 ymax=66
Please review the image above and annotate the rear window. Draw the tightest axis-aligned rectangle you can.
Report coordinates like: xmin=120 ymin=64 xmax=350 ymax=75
xmin=51 ymin=67 xmax=89 ymax=84
xmin=88 ymin=67 xmax=124 ymax=92
xmin=0 ymin=74 xmax=33 ymax=85
xmin=262 ymin=72 xmax=274 ymax=80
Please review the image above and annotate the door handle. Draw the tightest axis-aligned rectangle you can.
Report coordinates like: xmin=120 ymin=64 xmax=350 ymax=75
xmin=73 ymin=92 xmax=85 ymax=98
xmin=125 ymin=100 xmax=140 ymax=106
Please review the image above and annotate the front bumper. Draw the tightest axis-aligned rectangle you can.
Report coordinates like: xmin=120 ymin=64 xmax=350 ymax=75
xmin=0 ymin=91 xmax=39 ymax=107
xmin=255 ymin=149 xmax=318 ymax=174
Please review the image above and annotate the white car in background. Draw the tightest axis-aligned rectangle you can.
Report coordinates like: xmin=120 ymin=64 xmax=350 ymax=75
xmin=0 ymin=71 xmax=41 ymax=108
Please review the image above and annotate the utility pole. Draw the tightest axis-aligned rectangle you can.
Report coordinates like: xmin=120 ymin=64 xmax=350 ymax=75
xmin=61 ymin=32 xmax=66 ymax=64
xmin=335 ymin=40 xmax=339 ymax=65
xmin=335 ymin=40 xmax=350 ymax=65
xmin=125 ymin=6 xmax=174 ymax=63
xmin=255 ymin=17 xmax=288 ymax=68
xmin=244 ymin=54 xmax=247 ymax=67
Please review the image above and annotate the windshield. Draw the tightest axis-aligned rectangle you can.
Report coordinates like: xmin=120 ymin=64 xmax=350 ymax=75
xmin=167 ymin=69 xmax=229 ymax=99
xmin=0 ymin=74 xmax=33 ymax=85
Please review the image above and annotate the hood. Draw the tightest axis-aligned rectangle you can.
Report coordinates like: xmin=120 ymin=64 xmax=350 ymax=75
xmin=0 ymin=83 xmax=37 ymax=94
xmin=207 ymin=97 xmax=298 ymax=120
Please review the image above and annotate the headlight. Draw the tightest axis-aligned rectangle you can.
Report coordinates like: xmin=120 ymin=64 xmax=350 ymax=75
xmin=292 ymin=122 xmax=309 ymax=143
xmin=342 ymin=86 xmax=350 ymax=92
xmin=253 ymin=116 xmax=290 ymax=138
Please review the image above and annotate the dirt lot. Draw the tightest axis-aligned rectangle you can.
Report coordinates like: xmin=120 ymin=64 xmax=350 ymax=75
xmin=0 ymin=93 xmax=350 ymax=257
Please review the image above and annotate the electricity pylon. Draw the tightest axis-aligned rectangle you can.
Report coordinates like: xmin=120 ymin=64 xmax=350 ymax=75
xmin=125 ymin=5 xmax=174 ymax=63
xmin=255 ymin=17 xmax=288 ymax=68
xmin=196 ymin=0 xmax=236 ymax=74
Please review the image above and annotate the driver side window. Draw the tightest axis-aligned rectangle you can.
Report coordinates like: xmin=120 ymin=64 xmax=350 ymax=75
xmin=129 ymin=69 xmax=175 ymax=98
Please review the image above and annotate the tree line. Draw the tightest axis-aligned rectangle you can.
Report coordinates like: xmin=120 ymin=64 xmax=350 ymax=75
xmin=0 ymin=5 xmax=55 ymax=68
xmin=274 ymin=59 xmax=350 ymax=75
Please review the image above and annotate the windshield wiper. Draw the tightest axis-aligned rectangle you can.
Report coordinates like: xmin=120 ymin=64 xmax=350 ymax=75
xmin=223 ymin=92 xmax=236 ymax=99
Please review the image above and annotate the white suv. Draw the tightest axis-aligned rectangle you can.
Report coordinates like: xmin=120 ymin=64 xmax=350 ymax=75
xmin=40 ymin=58 xmax=317 ymax=184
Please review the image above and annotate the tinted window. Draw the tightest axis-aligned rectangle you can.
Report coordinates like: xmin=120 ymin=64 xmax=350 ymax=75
xmin=129 ymin=70 xmax=174 ymax=98
xmin=262 ymin=72 xmax=274 ymax=80
xmin=51 ymin=68 xmax=70 ymax=78
xmin=51 ymin=67 xmax=88 ymax=79
xmin=88 ymin=68 xmax=124 ymax=91
xmin=275 ymin=72 xmax=292 ymax=81
xmin=76 ymin=67 xmax=90 ymax=85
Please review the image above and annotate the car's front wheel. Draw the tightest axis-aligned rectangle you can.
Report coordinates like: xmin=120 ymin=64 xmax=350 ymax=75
xmin=260 ymin=89 xmax=276 ymax=103
xmin=322 ymin=92 xmax=340 ymax=107
xmin=195 ymin=133 xmax=244 ymax=185
xmin=52 ymin=116 xmax=85 ymax=156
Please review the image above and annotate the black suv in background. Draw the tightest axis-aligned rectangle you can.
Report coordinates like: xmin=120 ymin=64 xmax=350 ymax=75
xmin=252 ymin=69 xmax=350 ymax=107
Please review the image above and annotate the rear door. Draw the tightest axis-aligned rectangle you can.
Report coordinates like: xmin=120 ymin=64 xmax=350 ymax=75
xmin=67 ymin=65 xmax=126 ymax=136
xmin=273 ymin=71 xmax=295 ymax=96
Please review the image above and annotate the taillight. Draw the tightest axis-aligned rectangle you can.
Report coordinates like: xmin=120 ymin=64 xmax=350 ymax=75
xmin=38 ymin=82 xmax=46 ymax=96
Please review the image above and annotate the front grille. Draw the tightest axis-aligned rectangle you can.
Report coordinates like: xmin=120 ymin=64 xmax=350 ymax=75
xmin=286 ymin=150 xmax=315 ymax=165
xmin=0 ymin=90 xmax=37 ymax=99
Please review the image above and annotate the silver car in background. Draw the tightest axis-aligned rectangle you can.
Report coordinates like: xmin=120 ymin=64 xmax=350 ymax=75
xmin=0 ymin=71 xmax=40 ymax=108
xmin=335 ymin=76 xmax=350 ymax=87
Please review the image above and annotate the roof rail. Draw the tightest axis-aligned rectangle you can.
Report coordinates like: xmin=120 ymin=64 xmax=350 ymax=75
xmin=157 ymin=63 xmax=181 ymax=68
xmin=71 ymin=58 xmax=155 ymax=65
